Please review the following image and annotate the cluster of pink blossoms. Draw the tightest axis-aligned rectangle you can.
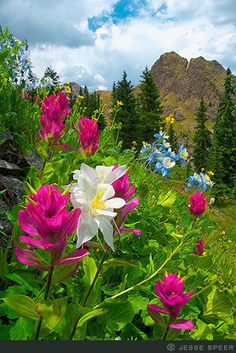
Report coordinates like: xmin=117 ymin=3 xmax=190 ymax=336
xmin=78 ymin=117 xmax=100 ymax=156
xmin=148 ymin=273 xmax=194 ymax=331
xmin=16 ymin=184 xmax=88 ymax=272
xmin=38 ymin=92 xmax=70 ymax=144
xmin=193 ymin=238 xmax=205 ymax=255
xmin=112 ymin=165 xmax=141 ymax=236
xmin=189 ymin=192 xmax=208 ymax=216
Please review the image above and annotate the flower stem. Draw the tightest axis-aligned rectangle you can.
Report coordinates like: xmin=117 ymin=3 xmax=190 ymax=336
xmin=162 ymin=325 xmax=170 ymax=340
xmin=82 ymin=251 xmax=108 ymax=306
xmin=35 ymin=266 xmax=54 ymax=340
xmin=69 ymin=251 xmax=109 ymax=340
xmin=93 ymin=240 xmax=185 ymax=309
xmin=39 ymin=143 xmax=52 ymax=180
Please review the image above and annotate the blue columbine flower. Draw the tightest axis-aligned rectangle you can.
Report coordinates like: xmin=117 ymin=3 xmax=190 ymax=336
xmin=176 ymin=144 xmax=189 ymax=166
xmin=153 ymin=129 xmax=169 ymax=142
xmin=186 ymin=172 xmax=213 ymax=191
xmin=155 ymin=156 xmax=176 ymax=178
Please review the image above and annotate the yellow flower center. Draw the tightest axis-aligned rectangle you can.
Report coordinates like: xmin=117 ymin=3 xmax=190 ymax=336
xmin=91 ymin=192 xmax=105 ymax=210
xmin=182 ymin=151 xmax=188 ymax=159
xmin=166 ymin=160 xmax=172 ymax=167
xmin=205 ymin=175 xmax=211 ymax=182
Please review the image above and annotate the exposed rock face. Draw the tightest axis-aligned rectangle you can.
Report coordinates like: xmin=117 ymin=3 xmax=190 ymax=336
xmin=0 ymin=132 xmax=42 ymax=248
xmin=150 ymin=51 xmax=235 ymax=121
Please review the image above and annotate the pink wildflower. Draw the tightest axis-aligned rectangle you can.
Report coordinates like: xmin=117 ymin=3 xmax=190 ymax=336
xmin=189 ymin=192 xmax=208 ymax=216
xmin=192 ymin=238 xmax=205 ymax=255
xmin=38 ymin=92 xmax=70 ymax=143
xmin=24 ymin=92 xmax=30 ymax=100
xmin=112 ymin=165 xmax=141 ymax=236
xmin=78 ymin=117 xmax=100 ymax=155
xmin=147 ymin=273 xmax=194 ymax=330
xmin=112 ymin=165 xmax=135 ymax=200
xmin=16 ymin=184 xmax=88 ymax=270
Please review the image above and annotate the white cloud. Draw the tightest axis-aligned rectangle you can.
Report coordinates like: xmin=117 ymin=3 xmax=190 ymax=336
xmin=2 ymin=0 xmax=235 ymax=89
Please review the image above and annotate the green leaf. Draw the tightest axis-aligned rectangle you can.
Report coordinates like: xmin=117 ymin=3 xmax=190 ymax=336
xmin=204 ymin=286 xmax=232 ymax=320
xmin=120 ymin=322 xmax=148 ymax=340
xmin=83 ymin=256 xmax=97 ymax=286
xmin=42 ymin=162 xmax=55 ymax=181
xmin=0 ymin=321 xmax=10 ymax=340
xmin=9 ymin=317 xmax=34 ymax=340
xmin=103 ymin=258 xmax=136 ymax=268
xmin=35 ymin=297 xmax=67 ymax=330
xmin=4 ymin=273 xmax=39 ymax=295
xmin=191 ymin=319 xmax=213 ymax=340
xmin=128 ymin=293 xmax=150 ymax=314
xmin=2 ymin=295 xmax=39 ymax=320
xmin=77 ymin=308 xmax=107 ymax=328
xmin=157 ymin=190 xmax=176 ymax=207
xmin=98 ymin=300 xmax=135 ymax=331
xmin=0 ymin=248 xmax=8 ymax=278
xmin=51 ymin=262 xmax=79 ymax=284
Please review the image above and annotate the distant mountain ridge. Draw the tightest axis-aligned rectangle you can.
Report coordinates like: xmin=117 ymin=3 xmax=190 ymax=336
xmin=150 ymin=51 xmax=236 ymax=124
xmin=98 ymin=52 xmax=236 ymax=133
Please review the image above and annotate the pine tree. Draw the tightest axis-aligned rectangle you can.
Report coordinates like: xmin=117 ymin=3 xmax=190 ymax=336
xmin=83 ymin=85 xmax=89 ymax=108
xmin=87 ymin=91 xmax=100 ymax=117
xmin=168 ymin=122 xmax=178 ymax=150
xmin=113 ymin=71 xmax=137 ymax=149
xmin=111 ymin=82 xmax=117 ymax=107
xmin=79 ymin=86 xmax=83 ymax=96
xmin=193 ymin=98 xmax=211 ymax=172
xmin=210 ymin=68 xmax=236 ymax=197
xmin=136 ymin=66 xmax=163 ymax=144
xmin=43 ymin=66 xmax=60 ymax=85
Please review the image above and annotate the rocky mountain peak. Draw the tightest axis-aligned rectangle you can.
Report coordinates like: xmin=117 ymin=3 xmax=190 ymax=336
xmin=151 ymin=52 xmax=235 ymax=124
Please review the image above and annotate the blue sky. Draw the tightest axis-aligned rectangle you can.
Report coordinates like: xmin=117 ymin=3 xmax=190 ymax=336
xmin=0 ymin=0 xmax=235 ymax=90
xmin=88 ymin=0 xmax=149 ymax=31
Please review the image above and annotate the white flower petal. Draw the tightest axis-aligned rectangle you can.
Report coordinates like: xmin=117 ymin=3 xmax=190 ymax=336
xmin=95 ymin=166 xmax=113 ymax=182
xmin=97 ymin=217 xmax=114 ymax=251
xmin=95 ymin=209 xmax=117 ymax=217
xmin=78 ymin=176 xmax=96 ymax=200
xmin=72 ymin=169 xmax=82 ymax=180
xmin=105 ymin=198 xmax=126 ymax=209
xmin=81 ymin=163 xmax=100 ymax=183
xmin=99 ymin=184 xmax=115 ymax=201
xmin=105 ymin=165 xmax=127 ymax=184
xmin=76 ymin=213 xmax=98 ymax=248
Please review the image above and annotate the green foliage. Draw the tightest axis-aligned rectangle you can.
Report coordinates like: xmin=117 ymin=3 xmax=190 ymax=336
xmin=112 ymin=71 xmax=137 ymax=148
xmin=210 ymin=68 xmax=236 ymax=198
xmin=2 ymin=295 xmax=39 ymax=320
xmin=78 ymin=86 xmax=106 ymax=129
xmin=0 ymin=39 xmax=235 ymax=342
xmin=0 ymin=28 xmax=40 ymax=151
xmin=168 ymin=122 xmax=178 ymax=150
xmin=193 ymin=98 xmax=211 ymax=172
xmin=136 ymin=66 xmax=163 ymax=144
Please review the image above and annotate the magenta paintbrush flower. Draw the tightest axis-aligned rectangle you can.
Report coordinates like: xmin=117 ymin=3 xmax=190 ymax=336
xmin=192 ymin=238 xmax=205 ymax=255
xmin=112 ymin=165 xmax=135 ymax=200
xmin=38 ymin=92 xmax=70 ymax=143
xmin=112 ymin=165 xmax=141 ymax=236
xmin=16 ymin=184 xmax=88 ymax=270
xmin=78 ymin=117 xmax=100 ymax=155
xmin=189 ymin=192 xmax=208 ymax=216
xmin=148 ymin=273 xmax=194 ymax=330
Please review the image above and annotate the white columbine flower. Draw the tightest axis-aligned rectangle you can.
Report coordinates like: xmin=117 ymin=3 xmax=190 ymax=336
xmin=70 ymin=164 xmax=126 ymax=250
xmin=73 ymin=163 xmax=127 ymax=185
